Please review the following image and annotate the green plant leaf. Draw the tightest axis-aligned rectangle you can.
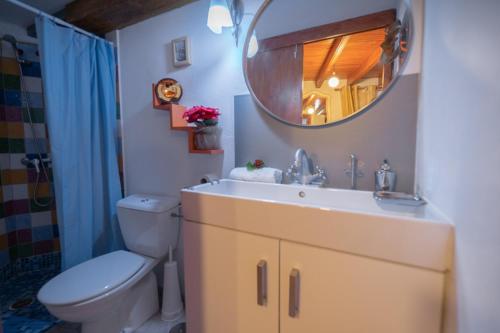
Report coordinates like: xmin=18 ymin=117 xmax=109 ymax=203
xmin=246 ymin=161 xmax=256 ymax=171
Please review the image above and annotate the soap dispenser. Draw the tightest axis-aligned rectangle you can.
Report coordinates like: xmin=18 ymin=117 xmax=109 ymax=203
xmin=375 ymin=159 xmax=396 ymax=191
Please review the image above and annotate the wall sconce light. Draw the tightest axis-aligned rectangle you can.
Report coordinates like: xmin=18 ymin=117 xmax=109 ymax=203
xmin=207 ymin=0 xmax=233 ymax=34
xmin=207 ymin=0 xmax=244 ymax=45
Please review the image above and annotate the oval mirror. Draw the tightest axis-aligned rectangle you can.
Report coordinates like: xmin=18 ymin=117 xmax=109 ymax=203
xmin=243 ymin=0 xmax=413 ymax=127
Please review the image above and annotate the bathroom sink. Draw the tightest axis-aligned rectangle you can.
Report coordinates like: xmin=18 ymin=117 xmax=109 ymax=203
xmin=182 ymin=180 xmax=454 ymax=272
xmin=186 ymin=180 xmax=435 ymax=219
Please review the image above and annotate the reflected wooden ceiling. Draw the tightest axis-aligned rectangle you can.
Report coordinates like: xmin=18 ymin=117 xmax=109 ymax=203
xmin=303 ymin=28 xmax=386 ymax=87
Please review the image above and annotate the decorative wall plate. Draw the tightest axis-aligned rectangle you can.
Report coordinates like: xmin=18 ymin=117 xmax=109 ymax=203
xmin=155 ymin=78 xmax=183 ymax=104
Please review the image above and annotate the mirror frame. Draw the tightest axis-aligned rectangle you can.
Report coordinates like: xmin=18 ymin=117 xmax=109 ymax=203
xmin=242 ymin=0 xmax=415 ymax=128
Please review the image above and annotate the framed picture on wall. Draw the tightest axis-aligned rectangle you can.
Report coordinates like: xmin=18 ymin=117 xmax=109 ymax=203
xmin=172 ymin=36 xmax=191 ymax=67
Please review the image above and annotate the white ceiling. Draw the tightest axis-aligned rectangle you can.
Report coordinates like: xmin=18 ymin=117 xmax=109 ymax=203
xmin=0 ymin=0 xmax=73 ymax=27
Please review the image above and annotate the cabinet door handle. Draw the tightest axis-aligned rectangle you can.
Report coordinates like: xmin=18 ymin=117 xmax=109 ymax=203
xmin=257 ymin=260 xmax=268 ymax=306
xmin=289 ymin=268 xmax=300 ymax=317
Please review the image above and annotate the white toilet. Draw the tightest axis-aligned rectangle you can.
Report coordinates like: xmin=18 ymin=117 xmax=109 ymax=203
xmin=38 ymin=194 xmax=180 ymax=333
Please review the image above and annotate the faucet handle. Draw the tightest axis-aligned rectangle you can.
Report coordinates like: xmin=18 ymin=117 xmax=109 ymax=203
xmin=315 ymin=165 xmax=323 ymax=171
xmin=344 ymin=168 xmax=364 ymax=177
xmin=314 ymin=165 xmax=325 ymax=176
xmin=312 ymin=166 xmax=328 ymax=186
xmin=285 ymin=164 xmax=298 ymax=184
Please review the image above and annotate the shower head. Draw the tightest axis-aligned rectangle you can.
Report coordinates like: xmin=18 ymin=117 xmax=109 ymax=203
xmin=2 ymin=34 xmax=18 ymax=47
xmin=1 ymin=34 xmax=30 ymax=64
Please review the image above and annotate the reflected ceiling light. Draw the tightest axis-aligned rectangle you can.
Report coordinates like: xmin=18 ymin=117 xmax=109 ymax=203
xmin=307 ymin=108 xmax=315 ymax=115
xmin=207 ymin=0 xmax=233 ymax=34
xmin=247 ymin=31 xmax=259 ymax=58
xmin=328 ymin=75 xmax=340 ymax=88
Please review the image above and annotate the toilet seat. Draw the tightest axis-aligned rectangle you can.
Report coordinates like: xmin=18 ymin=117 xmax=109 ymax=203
xmin=38 ymin=250 xmax=145 ymax=306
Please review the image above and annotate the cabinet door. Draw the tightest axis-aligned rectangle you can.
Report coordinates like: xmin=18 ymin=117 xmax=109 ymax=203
xmin=184 ymin=221 xmax=279 ymax=333
xmin=280 ymin=241 xmax=444 ymax=333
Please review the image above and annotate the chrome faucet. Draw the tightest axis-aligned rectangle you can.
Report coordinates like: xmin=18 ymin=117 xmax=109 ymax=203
xmin=344 ymin=154 xmax=364 ymax=189
xmin=286 ymin=148 xmax=327 ymax=186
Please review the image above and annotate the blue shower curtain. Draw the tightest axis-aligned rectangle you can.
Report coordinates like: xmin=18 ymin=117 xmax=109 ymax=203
xmin=36 ymin=16 xmax=124 ymax=270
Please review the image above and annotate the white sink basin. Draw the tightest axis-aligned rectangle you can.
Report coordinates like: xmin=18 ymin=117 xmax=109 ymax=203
xmin=186 ymin=180 xmax=442 ymax=220
xmin=182 ymin=179 xmax=454 ymax=272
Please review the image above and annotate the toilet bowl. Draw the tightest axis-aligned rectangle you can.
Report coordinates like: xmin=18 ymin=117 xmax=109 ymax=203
xmin=38 ymin=194 xmax=180 ymax=333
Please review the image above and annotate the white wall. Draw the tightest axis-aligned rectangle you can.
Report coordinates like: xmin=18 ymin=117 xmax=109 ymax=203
xmin=416 ymin=1 xmax=500 ymax=332
xmin=118 ymin=0 xmax=257 ymax=197
xmin=0 ymin=21 xmax=37 ymax=43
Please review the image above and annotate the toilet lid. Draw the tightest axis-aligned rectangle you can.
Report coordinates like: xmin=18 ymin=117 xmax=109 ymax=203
xmin=38 ymin=250 xmax=145 ymax=306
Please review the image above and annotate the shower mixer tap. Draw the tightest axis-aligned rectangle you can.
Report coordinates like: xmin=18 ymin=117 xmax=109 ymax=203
xmin=21 ymin=157 xmax=40 ymax=173
xmin=2 ymin=35 xmax=32 ymax=64
xmin=21 ymin=157 xmax=51 ymax=173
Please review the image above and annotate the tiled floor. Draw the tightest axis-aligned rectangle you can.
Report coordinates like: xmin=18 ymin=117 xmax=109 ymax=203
xmin=0 ymin=269 xmax=60 ymax=333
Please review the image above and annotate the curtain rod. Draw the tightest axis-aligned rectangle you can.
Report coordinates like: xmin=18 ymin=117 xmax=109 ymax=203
xmin=5 ymin=0 xmax=113 ymax=46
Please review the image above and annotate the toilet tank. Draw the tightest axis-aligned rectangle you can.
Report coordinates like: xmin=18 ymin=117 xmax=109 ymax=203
xmin=117 ymin=194 xmax=179 ymax=258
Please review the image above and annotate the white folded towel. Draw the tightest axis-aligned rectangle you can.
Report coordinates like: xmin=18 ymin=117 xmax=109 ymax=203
xmin=229 ymin=167 xmax=283 ymax=184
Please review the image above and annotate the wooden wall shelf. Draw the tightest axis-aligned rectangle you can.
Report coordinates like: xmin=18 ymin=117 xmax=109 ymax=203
xmin=152 ymin=84 xmax=224 ymax=155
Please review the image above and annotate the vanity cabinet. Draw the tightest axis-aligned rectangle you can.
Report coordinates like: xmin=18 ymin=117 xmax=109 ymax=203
xmin=183 ymin=221 xmax=280 ymax=333
xmin=280 ymin=241 xmax=444 ymax=333
xmin=184 ymin=221 xmax=444 ymax=333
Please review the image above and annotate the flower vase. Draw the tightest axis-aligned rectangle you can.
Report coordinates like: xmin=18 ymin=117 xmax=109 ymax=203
xmin=194 ymin=126 xmax=222 ymax=150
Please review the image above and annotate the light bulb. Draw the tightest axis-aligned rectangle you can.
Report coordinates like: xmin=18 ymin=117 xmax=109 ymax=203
xmin=328 ymin=76 xmax=340 ymax=88
xmin=307 ymin=108 xmax=315 ymax=115
xmin=247 ymin=31 xmax=259 ymax=58
xmin=207 ymin=0 xmax=233 ymax=34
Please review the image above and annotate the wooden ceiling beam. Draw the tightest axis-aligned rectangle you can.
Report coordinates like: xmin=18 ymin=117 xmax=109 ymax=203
xmin=314 ymin=36 xmax=350 ymax=88
xmin=349 ymin=47 xmax=383 ymax=84
xmin=64 ymin=0 xmax=198 ymax=36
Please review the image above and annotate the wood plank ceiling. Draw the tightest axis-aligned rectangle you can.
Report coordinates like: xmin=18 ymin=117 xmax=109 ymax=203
xmin=303 ymin=28 xmax=387 ymax=86
xmin=58 ymin=0 xmax=198 ymax=36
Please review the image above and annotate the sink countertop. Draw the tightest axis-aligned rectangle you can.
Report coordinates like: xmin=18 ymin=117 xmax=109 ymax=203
xmin=182 ymin=179 xmax=454 ymax=272
xmin=184 ymin=180 xmax=448 ymax=222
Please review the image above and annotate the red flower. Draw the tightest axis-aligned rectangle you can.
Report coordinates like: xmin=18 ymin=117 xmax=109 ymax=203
xmin=183 ymin=106 xmax=221 ymax=126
